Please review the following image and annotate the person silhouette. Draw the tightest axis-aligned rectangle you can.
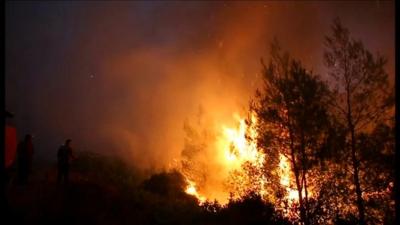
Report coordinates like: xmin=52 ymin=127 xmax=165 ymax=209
xmin=17 ymin=134 xmax=34 ymax=184
xmin=57 ymin=139 xmax=75 ymax=185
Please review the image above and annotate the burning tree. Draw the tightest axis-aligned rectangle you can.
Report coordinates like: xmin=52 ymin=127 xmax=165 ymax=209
xmin=323 ymin=18 xmax=395 ymax=225
xmin=179 ymin=107 xmax=273 ymax=205
xmin=252 ymin=39 xmax=332 ymax=225
xmin=180 ymin=106 xmax=214 ymax=204
xmin=222 ymin=114 xmax=272 ymax=202
xmin=175 ymin=20 xmax=394 ymax=225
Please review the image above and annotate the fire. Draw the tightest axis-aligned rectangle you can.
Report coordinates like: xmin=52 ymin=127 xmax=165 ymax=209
xmin=182 ymin=113 xmax=300 ymax=207
xmin=185 ymin=179 xmax=206 ymax=204
xmin=222 ymin=113 xmax=264 ymax=168
xmin=279 ymin=153 xmax=299 ymax=203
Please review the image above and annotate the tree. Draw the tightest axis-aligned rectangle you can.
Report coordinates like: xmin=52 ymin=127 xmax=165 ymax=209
xmin=323 ymin=18 xmax=394 ymax=225
xmin=252 ymin=40 xmax=331 ymax=225
xmin=220 ymin=192 xmax=292 ymax=225
xmin=180 ymin=105 xmax=214 ymax=193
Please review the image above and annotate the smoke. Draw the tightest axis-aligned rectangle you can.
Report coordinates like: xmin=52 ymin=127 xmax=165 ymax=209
xmin=6 ymin=1 xmax=394 ymax=171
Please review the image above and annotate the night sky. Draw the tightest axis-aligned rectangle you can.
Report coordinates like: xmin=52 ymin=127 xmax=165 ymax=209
xmin=5 ymin=1 xmax=394 ymax=169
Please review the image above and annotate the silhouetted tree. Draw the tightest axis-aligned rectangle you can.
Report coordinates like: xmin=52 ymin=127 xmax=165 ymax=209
xmin=220 ymin=192 xmax=292 ymax=225
xmin=323 ymin=18 xmax=394 ymax=225
xmin=252 ymin=40 xmax=331 ymax=225
xmin=355 ymin=122 xmax=395 ymax=224
xmin=142 ymin=170 xmax=189 ymax=199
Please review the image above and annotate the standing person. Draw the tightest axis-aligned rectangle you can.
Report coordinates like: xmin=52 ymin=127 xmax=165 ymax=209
xmin=57 ymin=139 xmax=75 ymax=185
xmin=17 ymin=134 xmax=34 ymax=184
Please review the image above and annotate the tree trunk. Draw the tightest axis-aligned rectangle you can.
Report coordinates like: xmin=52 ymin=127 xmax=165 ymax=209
xmin=302 ymin=166 xmax=309 ymax=224
xmin=346 ymin=84 xmax=366 ymax=225
xmin=350 ymin=126 xmax=366 ymax=225
xmin=291 ymin=152 xmax=307 ymax=225
xmin=300 ymin=134 xmax=309 ymax=224
xmin=289 ymin=131 xmax=309 ymax=225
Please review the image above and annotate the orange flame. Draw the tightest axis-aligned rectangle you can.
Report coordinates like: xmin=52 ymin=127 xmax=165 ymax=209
xmin=182 ymin=113 xmax=301 ymax=207
xmin=278 ymin=153 xmax=300 ymax=203
xmin=185 ymin=179 xmax=206 ymax=204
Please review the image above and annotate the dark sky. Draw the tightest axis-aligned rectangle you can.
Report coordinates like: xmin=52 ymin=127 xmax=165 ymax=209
xmin=5 ymin=1 xmax=394 ymax=169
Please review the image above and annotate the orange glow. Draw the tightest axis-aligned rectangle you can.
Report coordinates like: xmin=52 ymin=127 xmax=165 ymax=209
xmin=181 ymin=113 xmax=303 ymax=207
xmin=185 ymin=179 xmax=206 ymax=204
xmin=278 ymin=153 xmax=300 ymax=204
xmin=219 ymin=113 xmax=264 ymax=172
xmin=222 ymin=114 xmax=264 ymax=165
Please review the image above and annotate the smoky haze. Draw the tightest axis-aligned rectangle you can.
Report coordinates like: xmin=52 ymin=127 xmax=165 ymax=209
xmin=5 ymin=1 xmax=394 ymax=171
